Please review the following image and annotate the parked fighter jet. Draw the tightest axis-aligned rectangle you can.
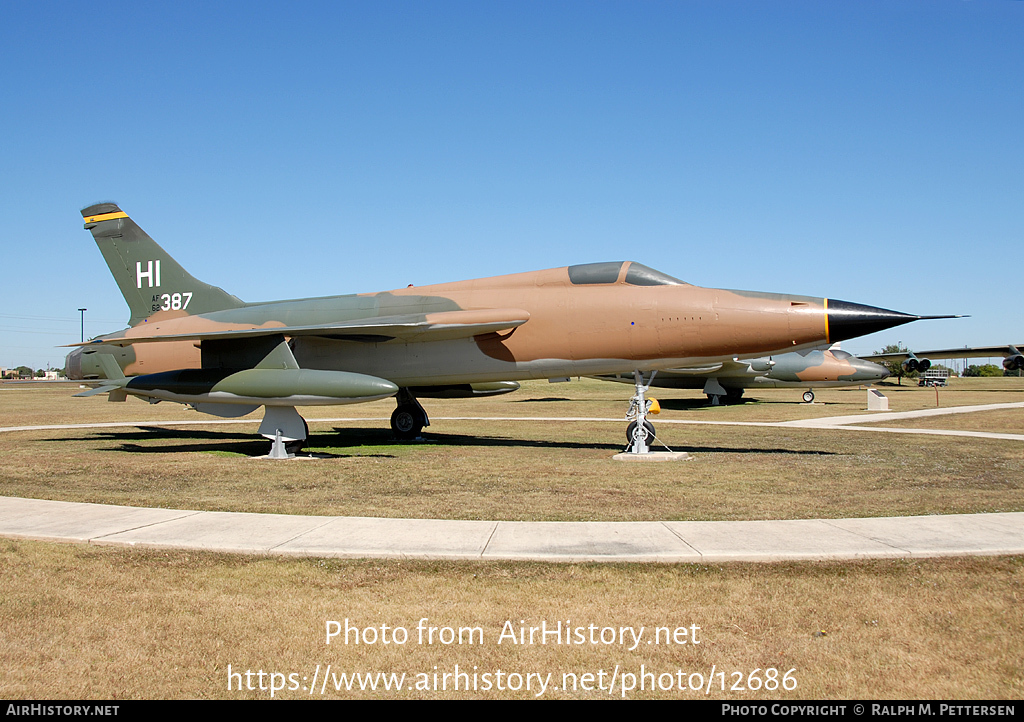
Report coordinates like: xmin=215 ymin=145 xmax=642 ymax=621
xmin=595 ymin=345 xmax=889 ymax=404
xmin=66 ymin=203 xmax=954 ymax=454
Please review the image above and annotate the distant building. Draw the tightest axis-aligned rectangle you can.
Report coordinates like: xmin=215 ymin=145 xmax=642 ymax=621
xmin=0 ymin=368 xmax=63 ymax=380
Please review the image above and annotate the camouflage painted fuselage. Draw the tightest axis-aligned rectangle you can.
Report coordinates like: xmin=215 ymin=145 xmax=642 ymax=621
xmin=72 ymin=266 xmax=843 ymax=385
xmin=292 ymin=270 xmax=837 ymax=385
xmin=67 ymin=204 xmax=928 ymax=399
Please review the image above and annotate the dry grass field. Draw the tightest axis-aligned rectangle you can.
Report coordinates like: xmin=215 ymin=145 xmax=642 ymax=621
xmin=1 ymin=378 xmax=1021 ymax=521
xmin=1 ymin=541 xmax=1021 ymax=700
xmin=1 ymin=377 xmax=1022 ymax=699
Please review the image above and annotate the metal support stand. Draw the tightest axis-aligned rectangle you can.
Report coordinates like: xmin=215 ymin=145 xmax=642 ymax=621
xmin=267 ymin=428 xmax=293 ymax=459
xmin=258 ymin=406 xmax=306 ymax=459
xmin=703 ymin=377 xmax=727 ymax=406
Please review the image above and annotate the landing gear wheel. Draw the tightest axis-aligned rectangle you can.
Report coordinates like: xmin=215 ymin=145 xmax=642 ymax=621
xmin=724 ymin=388 xmax=745 ymax=404
xmin=626 ymin=420 xmax=656 ymax=446
xmin=802 ymin=390 xmax=815 ymax=403
xmin=391 ymin=405 xmax=426 ymax=440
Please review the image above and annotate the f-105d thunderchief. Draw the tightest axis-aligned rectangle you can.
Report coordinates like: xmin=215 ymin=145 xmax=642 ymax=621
xmin=66 ymin=203 xmax=953 ymax=455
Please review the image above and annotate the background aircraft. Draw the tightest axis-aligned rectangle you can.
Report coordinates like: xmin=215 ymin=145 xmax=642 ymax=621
xmin=66 ymin=203 xmax=952 ymax=455
xmin=866 ymin=345 xmax=1024 ymax=376
xmin=595 ymin=345 xmax=889 ymax=404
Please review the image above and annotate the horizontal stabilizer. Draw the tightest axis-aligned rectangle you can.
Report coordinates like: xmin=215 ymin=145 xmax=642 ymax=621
xmin=73 ymin=382 xmax=126 ymax=398
xmin=71 ymin=354 xmax=129 ymax=398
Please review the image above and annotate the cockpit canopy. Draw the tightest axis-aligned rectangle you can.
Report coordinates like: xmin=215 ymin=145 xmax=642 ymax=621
xmin=567 ymin=261 xmax=687 ymax=286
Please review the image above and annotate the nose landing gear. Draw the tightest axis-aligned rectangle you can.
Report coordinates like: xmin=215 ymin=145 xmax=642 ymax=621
xmin=624 ymin=370 xmax=666 ymax=455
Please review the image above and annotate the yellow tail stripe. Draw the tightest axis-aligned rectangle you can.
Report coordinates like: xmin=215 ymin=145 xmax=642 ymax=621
xmin=83 ymin=211 xmax=128 ymax=224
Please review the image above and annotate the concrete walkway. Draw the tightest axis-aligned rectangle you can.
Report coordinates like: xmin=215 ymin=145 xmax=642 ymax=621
xmin=1 ymin=496 xmax=1022 ymax=562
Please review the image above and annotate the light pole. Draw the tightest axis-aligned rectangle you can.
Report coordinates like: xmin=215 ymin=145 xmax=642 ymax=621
xmin=78 ymin=308 xmax=87 ymax=343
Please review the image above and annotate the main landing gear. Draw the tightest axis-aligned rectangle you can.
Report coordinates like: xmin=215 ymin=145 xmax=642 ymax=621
xmin=391 ymin=388 xmax=430 ymax=440
xmin=802 ymin=390 xmax=815 ymax=403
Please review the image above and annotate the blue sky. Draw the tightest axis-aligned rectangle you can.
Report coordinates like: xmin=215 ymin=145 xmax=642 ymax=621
xmin=2 ymin=1 xmax=1021 ymax=371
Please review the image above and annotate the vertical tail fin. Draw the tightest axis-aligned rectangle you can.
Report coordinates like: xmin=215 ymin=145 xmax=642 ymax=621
xmin=82 ymin=202 xmax=245 ymax=326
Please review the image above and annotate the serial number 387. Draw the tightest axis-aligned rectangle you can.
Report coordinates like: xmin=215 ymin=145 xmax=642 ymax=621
xmin=151 ymin=292 xmax=193 ymax=313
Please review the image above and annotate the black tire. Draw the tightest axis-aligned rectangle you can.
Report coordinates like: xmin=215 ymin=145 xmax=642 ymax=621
xmin=391 ymin=405 xmax=425 ymax=440
xmin=626 ymin=420 xmax=656 ymax=446
xmin=724 ymin=388 xmax=745 ymax=404
xmin=802 ymin=390 xmax=815 ymax=403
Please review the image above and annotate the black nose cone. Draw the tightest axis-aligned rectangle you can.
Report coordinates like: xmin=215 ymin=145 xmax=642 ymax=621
xmin=827 ymin=300 xmax=919 ymax=343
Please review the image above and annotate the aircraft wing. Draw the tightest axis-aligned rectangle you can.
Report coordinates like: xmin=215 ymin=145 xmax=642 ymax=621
xmin=865 ymin=345 xmax=1023 ymax=362
xmin=71 ymin=308 xmax=531 ymax=347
